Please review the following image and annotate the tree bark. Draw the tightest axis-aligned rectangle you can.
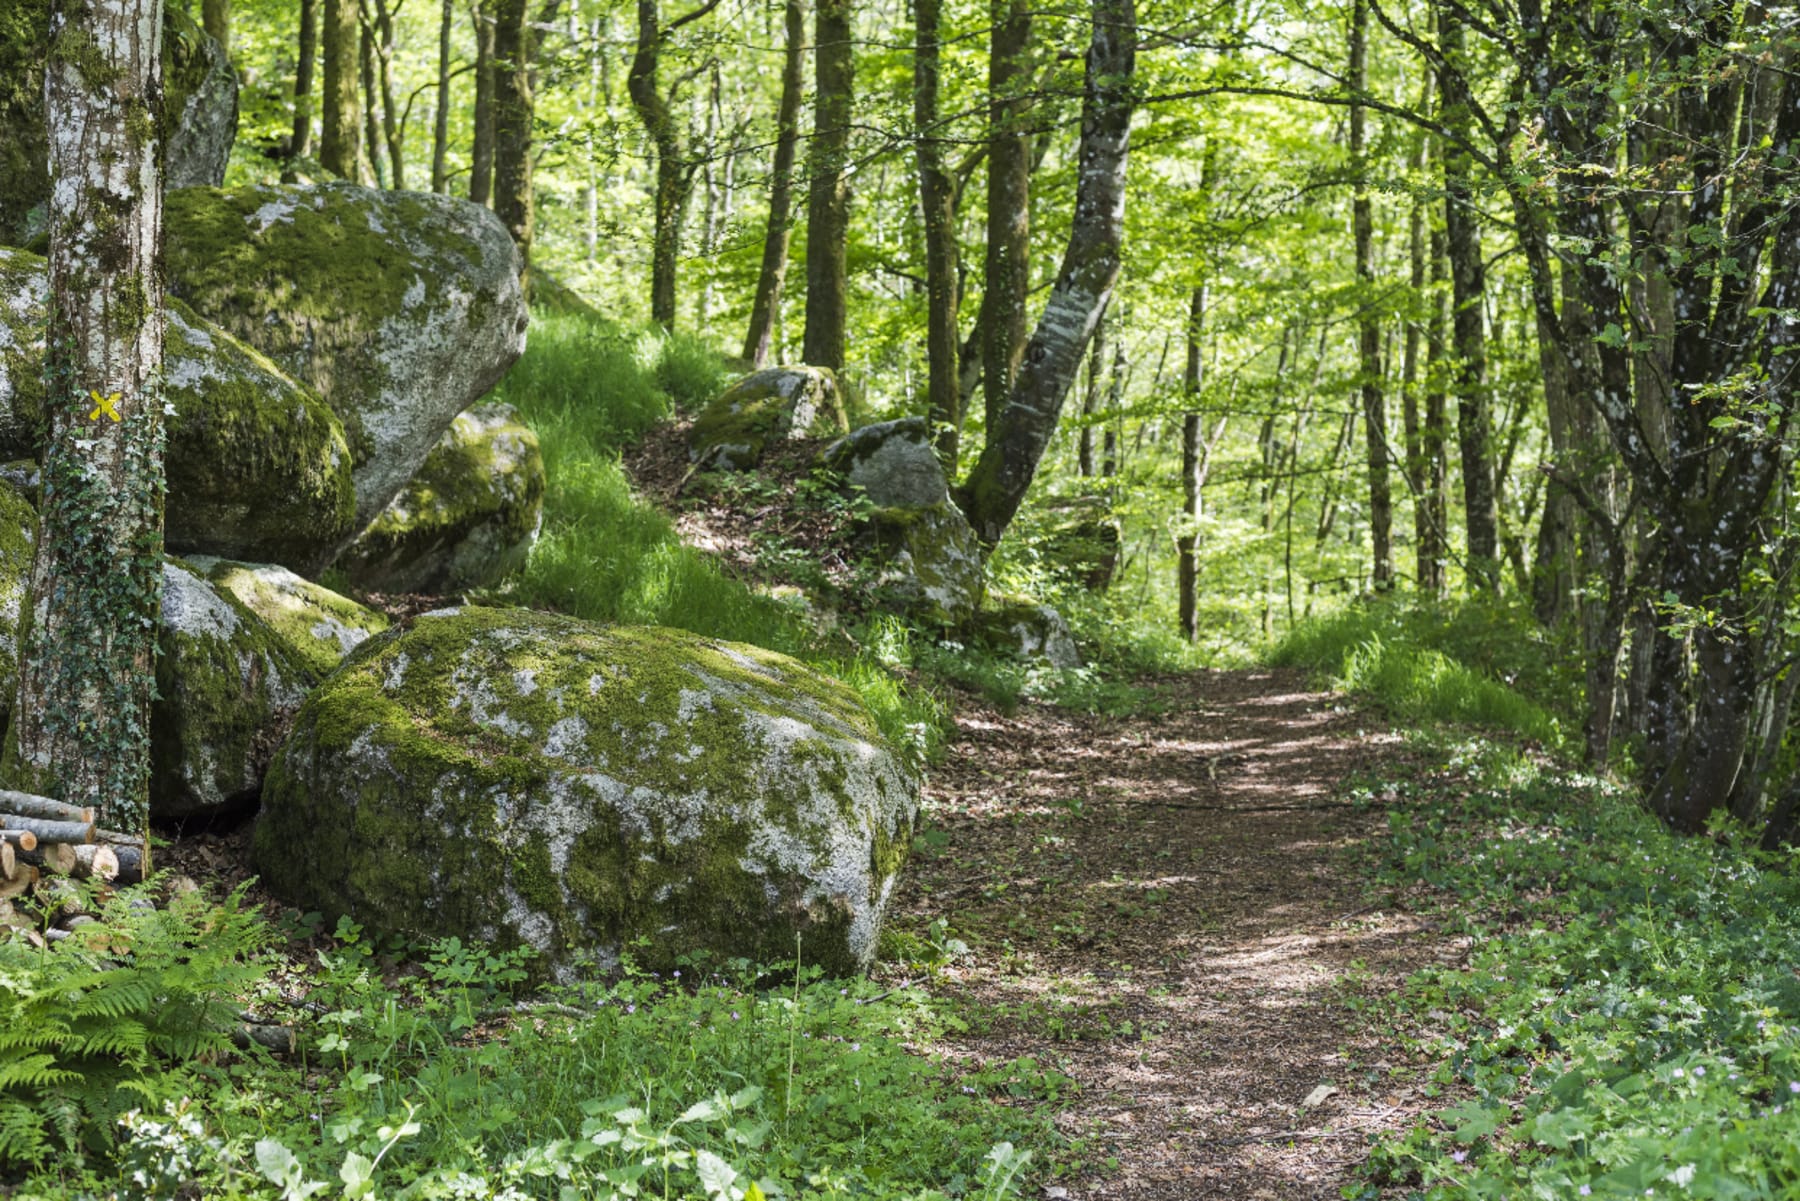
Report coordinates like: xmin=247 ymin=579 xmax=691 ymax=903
xmin=1078 ymin=310 xmax=1105 ymax=477
xmin=628 ymin=0 xmax=693 ymax=329
xmin=955 ymin=0 xmax=1135 ymax=548
xmin=493 ymin=0 xmax=535 ymax=297
xmin=914 ymin=0 xmax=961 ymax=465
xmin=1350 ymin=0 xmax=1391 ymax=590
xmin=801 ymin=0 xmax=853 ymax=370
xmin=469 ymin=0 xmax=496 ymax=205
xmin=358 ymin=2 xmax=382 ymax=184
xmin=743 ymin=0 xmax=807 ymax=365
xmin=292 ymin=0 xmax=319 ymax=159
xmin=980 ymin=0 xmax=1032 ymax=429
xmin=432 ymin=0 xmax=454 ymax=191
xmin=1439 ymin=9 xmax=1497 ymax=592
xmin=320 ymin=0 xmax=362 ymax=178
xmin=204 ymin=0 xmax=231 ymax=61
xmin=1178 ymin=285 xmax=1205 ymax=641
xmin=370 ymin=0 xmax=405 ymax=188
xmin=12 ymin=0 xmax=165 ymax=834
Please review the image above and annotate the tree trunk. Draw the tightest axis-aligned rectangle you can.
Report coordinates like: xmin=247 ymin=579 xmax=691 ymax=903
xmin=320 ymin=0 xmax=362 ymax=178
xmin=801 ymin=0 xmax=853 ymax=370
xmin=13 ymin=0 xmax=167 ymax=834
xmin=432 ymin=0 xmax=454 ymax=192
xmin=292 ymin=0 xmax=318 ymax=159
xmin=494 ymin=0 xmax=534 ymax=297
xmin=1421 ymin=228 xmax=1450 ymax=597
xmin=743 ymin=0 xmax=807 ymax=365
xmin=469 ymin=0 xmax=496 ymax=205
xmin=627 ymin=0 xmax=695 ymax=330
xmin=371 ymin=0 xmax=405 ymax=188
xmin=1178 ymin=285 xmax=1206 ymax=641
xmin=1078 ymin=310 xmax=1105 ymax=477
xmin=955 ymin=0 xmax=1135 ymax=548
xmin=204 ymin=0 xmax=231 ymax=61
xmin=1350 ymin=0 xmax=1391 ymax=589
xmin=358 ymin=4 xmax=383 ymax=184
xmin=980 ymin=0 xmax=1032 ymax=429
xmin=914 ymin=0 xmax=961 ymax=465
xmin=1439 ymin=9 xmax=1497 ymax=592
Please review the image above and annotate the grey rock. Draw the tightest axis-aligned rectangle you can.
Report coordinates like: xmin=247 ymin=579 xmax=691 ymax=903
xmin=690 ymin=365 xmax=847 ymax=471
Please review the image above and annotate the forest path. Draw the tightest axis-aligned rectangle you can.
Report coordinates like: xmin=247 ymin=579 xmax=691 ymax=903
xmin=895 ymin=668 xmax=1459 ymax=1199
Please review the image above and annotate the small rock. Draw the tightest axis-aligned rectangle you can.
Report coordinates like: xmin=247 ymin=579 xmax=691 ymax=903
xmin=1302 ymin=1084 xmax=1338 ymax=1108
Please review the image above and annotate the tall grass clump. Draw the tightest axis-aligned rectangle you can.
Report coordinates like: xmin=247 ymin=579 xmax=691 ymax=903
xmin=1268 ymin=598 xmax=1569 ymax=746
xmin=487 ymin=310 xmax=939 ymax=760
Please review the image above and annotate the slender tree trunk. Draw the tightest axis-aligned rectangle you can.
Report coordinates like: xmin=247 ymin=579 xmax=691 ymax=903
xmin=432 ymin=0 xmax=454 ymax=192
xmin=371 ymin=0 xmax=405 ymax=188
xmin=744 ymin=0 xmax=806 ymax=364
xmin=1440 ymin=10 xmax=1498 ymax=591
xmin=14 ymin=0 xmax=167 ymax=833
xmin=204 ymin=0 xmax=231 ymax=61
xmin=980 ymin=0 xmax=1032 ymax=428
xmin=1350 ymin=0 xmax=1391 ymax=589
xmin=627 ymin=0 xmax=689 ymax=329
xmin=469 ymin=0 xmax=496 ymax=205
xmin=697 ymin=65 xmax=723 ymax=328
xmin=494 ymin=0 xmax=534 ymax=296
xmin=1102 ymin=332 xmax=1123 ymax=482
xmin=320 ymin=0 xmax=362 ymax=178
xmin=359 ymin=4 xmax=383 ymax=184
xmin=1078 ymin=310 xmax=1105 ymax=477
xmin=914 ymin=0 xmax=961 ymax=464
xmin=955 ymin=0 xmax=1136 ymax=548
xmin=1179 ymin=285 xmax=1205 ymax=641
xmin=801 ymin=0 xmax=853 ymax=370
xmin=292 ymin=0 xmax=318 ymax=158
xmin=1421 ymin=230 xmax=1450 ymax=597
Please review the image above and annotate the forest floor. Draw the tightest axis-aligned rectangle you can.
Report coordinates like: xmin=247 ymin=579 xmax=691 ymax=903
xmin=897 ymin=668 xmax=1463 ymax=1199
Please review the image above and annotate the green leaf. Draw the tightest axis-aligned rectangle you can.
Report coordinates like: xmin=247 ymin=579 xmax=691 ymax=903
xmin=695 ymin=1149 xmax=737 ymax=1198
xmin=339 ymin=1151 xmax=375 ymax=1198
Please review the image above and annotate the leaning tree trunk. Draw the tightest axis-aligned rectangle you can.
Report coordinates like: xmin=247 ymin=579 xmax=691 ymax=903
xmin=627 ymin=0 xmax=688 ymax=329
xmin=955 ymin=0 xmax=1136 ymax=548
xmin=801 ymin=0 xmax=853 ymax=370
xmin=914 ymin=0 xmax=961 ymax=465
xmin=320 ymin=0 xmax=361 ymax=178
xmin=742 ymin=0 xmax=807 ymax=365
xmin=469 ymin=0 xmax=496 ymax=205
xmin=1350 ymin=0 xmax=1391 ymax=589
xmin=292 ymin=0 xmax=318 ymax=158
xmin=493 ymin=0 xmax=534 ymax=296
xmin=980 ymin=0 xmax=1032 ymax=430
xmin=12 ymin=0 xmax=167 ymax=835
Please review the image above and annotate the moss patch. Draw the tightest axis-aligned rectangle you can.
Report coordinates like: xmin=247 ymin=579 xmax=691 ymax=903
xmin=690 ymin=367 xmax=848 ymax=472
xmin=190 ymin=556 xmax=388 ymax=678
xmin=0 ymin=479 xmax=35 ymax=747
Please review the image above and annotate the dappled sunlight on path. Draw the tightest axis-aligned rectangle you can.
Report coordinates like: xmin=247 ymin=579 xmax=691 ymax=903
xmin=895 ymin=668 xmax=1456 ymax=1199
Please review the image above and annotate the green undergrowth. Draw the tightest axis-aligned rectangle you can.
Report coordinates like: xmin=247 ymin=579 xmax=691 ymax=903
xmin=485 ymin=311 xmax=940 ymax=763
xmin=1267 ymin=599 xmax=1572 ymax=747
xmin=1349 ymin=740 xmax=1800 ymax=1199
xmin=5 ymin=893 xmax=1063 ymax=1199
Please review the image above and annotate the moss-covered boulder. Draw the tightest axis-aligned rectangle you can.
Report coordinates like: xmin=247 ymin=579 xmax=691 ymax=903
xmin=691 ymin=366 xmax=847 ymax=471
xmin=336 ymin=402 xmax=544 ymax=594
xmin=820 ymin=418 xmax=984 ymax=626
xmin=968 ymin=600 xmax=1082 ymax=670
xmin=184 ymin=556 xmax=389 ymax=679
xmin=153 ymin=560 xmax=316 ymax=821
xmin=0 ymin=247 xmax=359 ymax=571
xmin=0 ymin=6 xmax=235 ymax=246
xmin=164 ymin=183 xmax=529 ymax=539
xmin=254 ymin=606 xmax=919 ymax=980
xmin=0 ymin=480 xmax=33 ymax=747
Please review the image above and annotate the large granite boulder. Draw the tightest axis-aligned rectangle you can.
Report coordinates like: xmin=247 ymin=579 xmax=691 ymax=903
xmin=0 ymin=247 xmax=359 ymax=572
xmin=0 ymin=6 xmax=235 ymax=246
xmin=690 ymin=366 xmax=847 ymax=471
xmin=335 ymin=402 xmax=544 ymax=594
xmin=254 ymin=607 xmax=919 ymax=980
xmin=164 ymin=182 xmax=529 ymax=538
xmin=0 ymin=479 xmax=32 ymax=746
xmin=152 ymin=560 xmax=316 ymax=820
xmin=184 ymin=556 xmax=389 ymax=679
xmin=821 ymin=417 xmax=984 ymax=626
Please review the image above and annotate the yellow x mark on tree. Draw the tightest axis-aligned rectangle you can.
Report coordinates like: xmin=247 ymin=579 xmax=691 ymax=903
xmin=87 ymin=389 xmax=121 ymax=422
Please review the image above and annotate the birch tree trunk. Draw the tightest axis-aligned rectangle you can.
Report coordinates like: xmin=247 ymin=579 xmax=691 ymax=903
xmin=801 ymin=0 xmax=853 ymax=370
xmin=11 ymin=0 xmax=167 ymax=834
xmin=743 ymin=0 xmax=806 ymax=364
xmin=955 ymin=0 xmax=1135 ymax=548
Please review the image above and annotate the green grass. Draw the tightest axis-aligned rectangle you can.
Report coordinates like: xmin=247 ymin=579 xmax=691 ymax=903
xmin=1350 ymin=743 xmax=1800 ymax=1199
xmin=486 ymin=311 xmax=940 ymax=762
xmin=1266 ymin=598 xmax=1570 ymax=747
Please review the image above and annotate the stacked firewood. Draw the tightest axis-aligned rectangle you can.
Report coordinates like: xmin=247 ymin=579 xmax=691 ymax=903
xmin=0 ymin=788 xmax=150 ymax=945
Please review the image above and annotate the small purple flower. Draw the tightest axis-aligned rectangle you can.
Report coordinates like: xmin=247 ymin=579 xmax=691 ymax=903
xmin=1789 ymin=1081 xmax=1800 ymax=1095
xmin=731 ymin=1010 xmax=740 ymax=1021
xmin=1580 ymin=1187 xmax=1591 ymax=1197
xmin=626 ymin=1003 xmax=637 ymax=1014
xmin=673 ymin=970 xmax=681 ymax=979
xmin=1693 ymin=1067 xmax=1705 ymax=1078
xmin=1672 ymin=1068 xmax=1684 ymax=1078
xmin=851 ymin=1042 xmax=861 ymax=1051
xmin=1451 ymin=1151 xmax=1467 ymax=1164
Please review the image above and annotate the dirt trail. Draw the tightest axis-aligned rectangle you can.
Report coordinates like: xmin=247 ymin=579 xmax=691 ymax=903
xmin=898 ymin=668 xmax=1460 ymax=1199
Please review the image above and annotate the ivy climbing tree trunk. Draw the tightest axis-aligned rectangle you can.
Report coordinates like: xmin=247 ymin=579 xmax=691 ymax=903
xmin=742 ymin=0 xmax=806 ymax=365
xmin=801 ymin=0 xmax=853 ymax=371
xmin=319 ymin=0 xmax=361 ymax=178
xmin=493 ymin=0 xmax=534 ymax=296
xmin=11 ymin=0 xmax=167 ymax=834
xmin=955 ymin=0 xmax=1135 ymax=548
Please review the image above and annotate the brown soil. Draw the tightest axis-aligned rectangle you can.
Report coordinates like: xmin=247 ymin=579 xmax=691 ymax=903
xmin=898 ymin=668 xmax=1460 ymax=1199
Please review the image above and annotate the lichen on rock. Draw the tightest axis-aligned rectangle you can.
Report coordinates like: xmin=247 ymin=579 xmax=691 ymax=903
xmin=968 ymin=599 xmax=1082 ymax=670
xmin=152 ymin=559 xmax=317 ymax=821
xmin=0 ymin=478 xmax=35 ymax=746
xmin=254 ymin=606 xmax=920 ymax=980
xmin=336 ymin=401 xmax=544 ymax=594
xmin=163 ymin=182 xmax=529 ymax=541
xmin=690 ymin=365 xmax=848 ymax=472
xmin=185 ymin=555 xmax=389 ymax=679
